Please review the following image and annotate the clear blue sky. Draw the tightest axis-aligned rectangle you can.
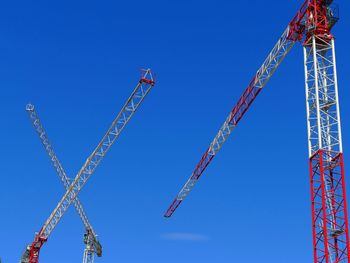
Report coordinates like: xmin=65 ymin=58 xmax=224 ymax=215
xmin=1 ymin=1 xmax=350 ymax=262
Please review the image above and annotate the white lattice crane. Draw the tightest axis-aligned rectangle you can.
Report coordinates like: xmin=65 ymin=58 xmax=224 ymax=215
xmin=21 ymin=69 xmax=155 ymax=263
xmin=26 ymin=104 xmax=102 ymax=263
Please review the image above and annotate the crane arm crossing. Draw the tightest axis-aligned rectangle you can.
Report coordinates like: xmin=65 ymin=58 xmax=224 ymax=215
xmin=39 ymin=69 xmax=155 ymax=238
xmin=164 ymin=26 xmax=295 ymax=218
xmin=24 ymin=69 xmax=155 ymax=263
xmin=26 ymin=104 xmax=102 ymax=260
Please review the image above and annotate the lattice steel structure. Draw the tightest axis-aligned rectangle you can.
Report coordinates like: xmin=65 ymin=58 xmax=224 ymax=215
xmin=304 ymin=34 xmax=349 ymax=262
xmin=164 ymin=1 xmax=350 ymax=263
xmin=26 ymin=104 xmax=102 ymax=263
xmin=83 ymin=229 xmax=96 ymax=263
xmin=21 ymin=69 xmax=155 ymax=263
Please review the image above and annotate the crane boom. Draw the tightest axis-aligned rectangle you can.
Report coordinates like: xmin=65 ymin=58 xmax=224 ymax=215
xmin=164 ymin=0 xmax=323 ymax=218
xmin=26 ymin=104 xmax=102 ymax=262
xmin=164 ymin=26 xmax=295 ymax=218
xmin=23 ymin=69 xmax=155 ymax=263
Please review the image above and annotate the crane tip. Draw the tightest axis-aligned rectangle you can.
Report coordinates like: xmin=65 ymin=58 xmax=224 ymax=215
xmin=26 ymin=103 xmax=34 ymax=111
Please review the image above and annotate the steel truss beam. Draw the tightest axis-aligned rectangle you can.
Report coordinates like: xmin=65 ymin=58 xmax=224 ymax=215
xmin=304 ymin=36 xmax=342 ymax=156
xmin=164 ymin=26 xmax=295 ymax=218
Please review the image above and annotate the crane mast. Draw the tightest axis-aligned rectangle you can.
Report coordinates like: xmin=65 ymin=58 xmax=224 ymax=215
xmin=301 ymin=2 xmax=349 ymax=262
xmin=26 ymin=104 xmax=102 ymax=263
xmin=164 ymin=1 xmax=350 ymax=262
xmin=21 ymin=69 xmax=155 ymax=263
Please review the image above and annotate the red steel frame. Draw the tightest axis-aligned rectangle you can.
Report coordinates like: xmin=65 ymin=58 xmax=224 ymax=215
xmin=29 ymin=234 xmax=46 ymax=263
xmin=310 ymin=151 xmax=350 ymax=262
xmin=288 ymin=0 xmax=333 ymax=42
xmin=303 ymin=1 xmax=350 ymax=262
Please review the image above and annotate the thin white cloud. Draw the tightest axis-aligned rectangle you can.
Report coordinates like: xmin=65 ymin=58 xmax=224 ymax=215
xmin=161 ymin=232 xmax=209 ymax=241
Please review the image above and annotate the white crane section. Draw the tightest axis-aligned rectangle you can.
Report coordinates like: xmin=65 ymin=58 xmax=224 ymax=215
xmin=26 ymin=104 xmax=102 ymax=263
xmin=304 ymin=36 xmax=342 ymax=157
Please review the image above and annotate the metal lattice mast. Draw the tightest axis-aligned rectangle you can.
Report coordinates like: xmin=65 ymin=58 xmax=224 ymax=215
xmin=21 ymin=69 xmax=155 ymax=263
xmin=302 ymin=4 xmax=350 ymax=261
xmin=26 ymin=104 xmax=102 ymax=263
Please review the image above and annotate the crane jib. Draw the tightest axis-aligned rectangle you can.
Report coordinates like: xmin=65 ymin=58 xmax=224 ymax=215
xmin=164 ymin=26 xmax=295 ymax=218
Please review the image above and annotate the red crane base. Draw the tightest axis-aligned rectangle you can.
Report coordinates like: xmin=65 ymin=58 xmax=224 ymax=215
xmin=309 ymin=150 xmax=350 ymax=263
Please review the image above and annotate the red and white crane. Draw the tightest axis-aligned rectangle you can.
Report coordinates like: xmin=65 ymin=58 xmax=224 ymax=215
xmin=26 ymin=104 xmax=102 ymax=263
xmin=164 ymin=1 xmax=350 ymax=262
xmin=21 ymin=69 xmax=155 ymax=263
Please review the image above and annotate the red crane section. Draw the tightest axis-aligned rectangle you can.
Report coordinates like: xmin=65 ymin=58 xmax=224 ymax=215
xmin=165 ymin=1 xmax=350 ymax=263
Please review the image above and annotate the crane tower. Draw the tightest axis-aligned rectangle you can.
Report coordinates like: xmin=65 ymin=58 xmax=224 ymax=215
xmin=164 ymin=1 xmax=349 ymax=262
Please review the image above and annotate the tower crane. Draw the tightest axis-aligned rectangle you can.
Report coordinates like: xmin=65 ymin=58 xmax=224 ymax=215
xmin=26 ymin=104 xmax=102 ymax=263
xmin=164 ymin=1 xmax=350 ymax=262
xmin=21 ymin=69 xmax=155 ymax=263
